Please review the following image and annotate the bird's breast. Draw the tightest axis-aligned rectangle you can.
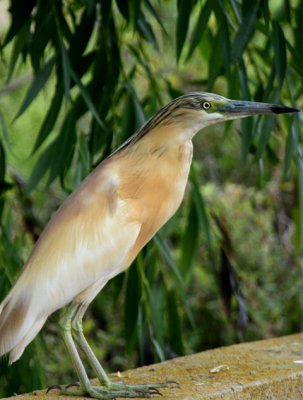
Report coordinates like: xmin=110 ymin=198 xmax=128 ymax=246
xmin=118 ymin=140 xmax=193 ymax=263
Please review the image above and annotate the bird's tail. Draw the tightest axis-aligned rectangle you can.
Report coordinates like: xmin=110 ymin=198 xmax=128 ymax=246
xmin=0 ymin=279 xmax=46 ymax=364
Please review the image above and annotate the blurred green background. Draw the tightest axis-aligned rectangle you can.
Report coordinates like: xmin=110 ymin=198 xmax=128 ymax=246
xmin=0 ymin=0 xmax=302 ymax=397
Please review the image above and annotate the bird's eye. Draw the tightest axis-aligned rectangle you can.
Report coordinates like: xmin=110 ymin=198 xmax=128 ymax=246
xmin=202 ymin=101 xmax=211 ymax=110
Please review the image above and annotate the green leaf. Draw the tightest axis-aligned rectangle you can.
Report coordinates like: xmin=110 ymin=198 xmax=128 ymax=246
xmin=116 ymin=0 xmax=129 ymax=21
xmin=147 ymin=285 xmax=164 ymax=351
xmin=145 ymin=0 xmax=168 ymax=36
xmin=27 ymin=142 xmax=57 ymax=191
xmin=77 ymin=132 xmax=91 ymax=177
xmin=28 ymin=109 xmax=76 ymax=190
xmin=7 ymin=24 xmax=30 ymax=82
xmin=0 ymin=139 xmax=5 ymax=182
xmin=256 ymin=115 xmax=275 ymax=161
xmin=190 ymin=166 xmax=214 ymax=260
xmin=153 ymin=234 xmax=183 ymax=286
xmin=124 ymin=263 xmax=141 ymax=348
xmin=70 ymin=68 xmax=105 ymax=129
xmin=153 ymin=234 xmax=196 ymax=329
xmin=176 ymin=0 xmax=195 ymax=62
xmin=283 ymin=119 xmax=299 ymax=180
xmin=129 ymin=0 xmax=142 ymax=29
xmin=3 ymin=0 xmax=35 ymax=46
xmin=186 ymin=0 xmax=212 ymax=60
xmin=272 ymin=21 xmax=286 ymax=89
xmin=231 ymin=3 xmax=258 ymax=62
xmin=151 ymin=338 xmax=165 ymax=362
xmin=238 ymin=58 xmax=253 ymax=164
xmin=32 ymin=83 xmax=64 ymax=153
xmin=296 ymin=147 xmax=303 ymax=254
xmin=61 ymin=43 xmax=71 ymax=98
xmin=218 ymin=9 xmax=231 ymax=79
xmin=179 ymin=198 xmax=199 ymax=281
xmin=166 ymin=289 xmax=184 ymax=355
xmin=208 ymin=32 xmax=223 ymax=90
xmin=14 ymin=57 xmax=55 ymax=121
xmin=48 ymin=110 xmax=77 ymax=184
xmin=0 ymin=111 xmax=11 ymax=152
xmin=137 ymin=12 xmax=159 ymax=50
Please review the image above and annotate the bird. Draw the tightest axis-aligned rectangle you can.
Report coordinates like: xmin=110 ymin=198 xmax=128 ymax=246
xmin=0 ymin=92 xmax=299 ymax=399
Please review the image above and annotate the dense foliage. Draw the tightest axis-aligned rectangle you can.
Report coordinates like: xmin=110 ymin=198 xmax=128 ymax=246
xmin=0 ymin=0 xmax=302 ymax=396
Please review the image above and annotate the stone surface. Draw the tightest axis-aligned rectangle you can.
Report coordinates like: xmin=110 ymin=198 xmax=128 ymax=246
xmin=4 ymin=334 xmax=303 ymax=399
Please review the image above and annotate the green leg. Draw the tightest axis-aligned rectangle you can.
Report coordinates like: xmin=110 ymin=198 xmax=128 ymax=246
xmin=59 ymin=302 xmax=167 ymax=399
xmin=71 ymin=303 xmax=111 ymax=386
xmin=71 ymin=303 xmax=169 ymax=396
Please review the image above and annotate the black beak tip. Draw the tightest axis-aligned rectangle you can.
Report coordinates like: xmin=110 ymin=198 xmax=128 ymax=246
xmin=270 ymin=105 xmax=301 ymax=114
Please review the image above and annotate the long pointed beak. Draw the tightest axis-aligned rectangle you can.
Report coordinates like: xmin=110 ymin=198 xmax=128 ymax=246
xmin=219 ymin=99 xmax=300 ymax=117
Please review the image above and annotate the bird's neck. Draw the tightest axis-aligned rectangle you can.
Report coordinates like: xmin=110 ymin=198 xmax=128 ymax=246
xmin=126 ymin=123 xmax=197 ymax=157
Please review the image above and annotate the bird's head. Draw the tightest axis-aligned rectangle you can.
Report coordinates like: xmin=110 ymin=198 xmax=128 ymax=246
xmin=114 ymin=92 xmax=300 ymax=153
xmin=165 ymin=92 xmax=300 ymax=133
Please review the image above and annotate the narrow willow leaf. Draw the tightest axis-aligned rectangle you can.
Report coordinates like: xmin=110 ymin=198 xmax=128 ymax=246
xmin=296 ymin=148 xmax=303 ymax=254
xmin=0 ymin=139 xmax=5 ymax=182
xmin=272 ymin=21 xmax=286 ymax=89
xmin=256 ymin=115 xmax=274 ymax=161
xmin=70 ymin=68 xmax=105 ymax=128
xmin=145 ymin=0 xmax=168 ymax=36
xmin=179 ymin=198 xmax=199 ymax=280
xmin=32 ymin=83 xmax=64 ymax=153
xmin=186 ymin=0 xmax=212 ymax=60
xmin=137 ymin=12 xmax=159 ymax=50
xmin=283 ymin=119 xmax=299 ymax=180
xmin=207 ymin=32 xmax=223 ymax=90
xmin=3 ymin=0 xmax=35 ymax=46
xmin=124 ymin=263 xmax=141 ymax=347
xmin=61 ymin=42 xmax=71 ymax=98
xmin=116 ymin=0 xmax=129 ymax=21
xmin=176 ymin=0 xmax=195 ymax=62
xmin=285 ymin=40 xmax=303 ymax=76
xmin=129 ymin=0 xmax=142 ymax=29
xmin=151 ymin=338 xmax=165 ymax=362
xmin=153 ymin=234 xmax=196 ymax=329
xmin=216 ymin=0 xmax=237 ymax=30
xmin=27 ymin=143 xmax=56 ymax=191
xmin=7 ymin=24 xmax=30 ymax=82
xmin=14 ymin=58 xmax=55 ymax=121
xmin=238 ymin=59 xmax=253 ymax=164
xmin=77 ymin=132 xmax=91 ymax=177
xmin=190 ymin=169 xmax=213 ymax=257
xmin=153 ymin=234 xmax=183 ymax=286
xmin=218 ymin=7 xmax=231 ymax=78
xmin=230 ymin=0 xmax=241 ymax=24
xmin=166 ymin=289 xmax=184 ymax=355
xmin=132 ymin=95 xmax=146 ymax=129
xmin=231 ymin=3 xmax=258 ymax=62
xmin=0 ymin=111 xmax=11 ymax=152
xmin=48 ymin=110 xmax=77 ymax=184
xmin=147 ymin=285 xmax=164 ymax=350
xmin=262 ymin=0 xmax=270 ymax=30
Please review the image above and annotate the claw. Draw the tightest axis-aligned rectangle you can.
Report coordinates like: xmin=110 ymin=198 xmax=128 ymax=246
xmin=65 ymin=382 xmax=80 ymax=389
xmin=149 ymin=387 xmax=162 ymax=396
xmin=46 ymin=384 xmax=62 ymax=393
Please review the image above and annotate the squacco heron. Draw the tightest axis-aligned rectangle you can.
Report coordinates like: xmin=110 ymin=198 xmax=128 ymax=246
xmin=0 ymin=92 xmax=299 ymax=399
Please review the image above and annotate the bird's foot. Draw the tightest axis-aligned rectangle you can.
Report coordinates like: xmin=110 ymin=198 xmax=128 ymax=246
xmin=48 ymin=381 xmax=175 ymax=399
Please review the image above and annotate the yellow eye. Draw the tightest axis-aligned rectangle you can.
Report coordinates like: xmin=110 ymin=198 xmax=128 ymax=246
xmin=202 ymin=101 xmax=211 ymax=110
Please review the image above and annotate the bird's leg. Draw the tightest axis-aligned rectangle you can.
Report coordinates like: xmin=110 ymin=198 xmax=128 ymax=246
xmin=71 ymin=303 xmax=170 ymax=396
xmin=58 ymin=303 xmax=91 ymax=395
xmin=71 ymin=302 xmax=111 ymax=386
xmin=59 ymin=303 xmax=152 ymax=399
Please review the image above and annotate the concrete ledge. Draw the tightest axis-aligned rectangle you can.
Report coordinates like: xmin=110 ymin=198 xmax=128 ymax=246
xmin=5 ymin=334 xmax=303 ymax=399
